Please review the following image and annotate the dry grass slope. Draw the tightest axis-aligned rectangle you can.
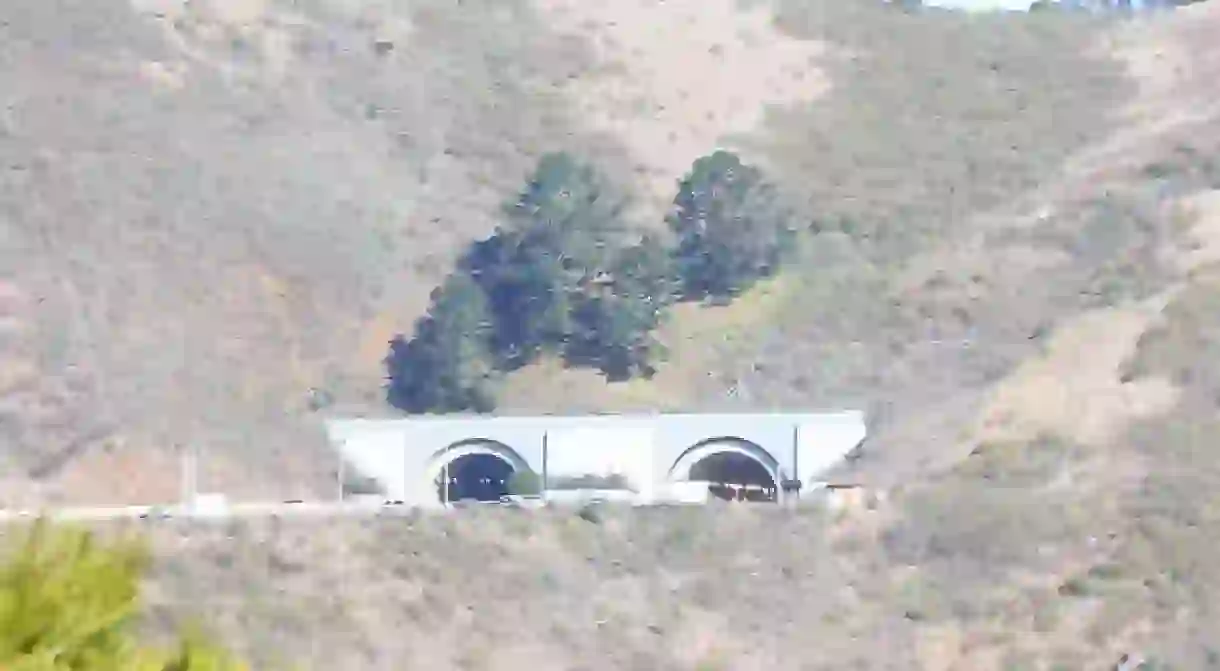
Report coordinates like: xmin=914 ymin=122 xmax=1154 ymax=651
xmin=6 ymin=0 xmax=1220 ymax=667
xmin=1 ymin=0 xmax=612 ymax=503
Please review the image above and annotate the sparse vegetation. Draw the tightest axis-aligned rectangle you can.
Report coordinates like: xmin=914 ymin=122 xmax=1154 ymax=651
xmin=340 ymin=463 xmax=387 ymax=498
xmin=8 ymin=0 xmax=1220 ymax=666
xmin=548 ymin=473 xmax=636 ymax=491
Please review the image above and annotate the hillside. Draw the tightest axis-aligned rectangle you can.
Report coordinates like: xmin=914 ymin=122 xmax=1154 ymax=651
xmin=0 ymin=0 xmax=1147 ymax=503
xmin=1 ymin=0 xmax=609 ymax=503
xmin=6 ymin=0 xmax=1220 ymax=666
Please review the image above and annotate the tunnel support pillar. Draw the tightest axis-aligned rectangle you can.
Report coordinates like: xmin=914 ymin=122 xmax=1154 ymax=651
xmin=541 ymin=431 xmax=550 ymax=504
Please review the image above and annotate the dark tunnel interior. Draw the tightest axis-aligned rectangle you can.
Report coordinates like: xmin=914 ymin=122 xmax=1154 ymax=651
xmin=688 ymin=451 xmax=777 ymax=502
xmin=435 ymin=453 xmax=515 ymax=503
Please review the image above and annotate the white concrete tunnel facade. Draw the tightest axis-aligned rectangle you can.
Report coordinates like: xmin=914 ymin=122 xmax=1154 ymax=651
xmin=324 ymin=412 xmax=867 ymax=507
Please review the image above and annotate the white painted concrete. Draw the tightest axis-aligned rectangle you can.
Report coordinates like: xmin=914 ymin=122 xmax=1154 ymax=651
xmin=796 ymin=414 xmax=868 ymax=488
xmin=328 ymin=412 xmax=868 ymax=508
xmin=547 ymin=424 xmax=656 ymax=497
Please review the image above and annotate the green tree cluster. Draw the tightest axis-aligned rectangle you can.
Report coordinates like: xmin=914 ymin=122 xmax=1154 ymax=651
xmin=0 ymin=520 xmax=248 ymax=671
xmin=386 ymin=273 xmax=498 ymax=414
xmin=386 ymin=149 xmax=795 ymax=414
xmin=667 ymin=150 xmax=796 ymax=301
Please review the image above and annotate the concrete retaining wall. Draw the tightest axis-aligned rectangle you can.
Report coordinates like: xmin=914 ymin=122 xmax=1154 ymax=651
xmin=325 ymin=412 xmax=867 ymax=508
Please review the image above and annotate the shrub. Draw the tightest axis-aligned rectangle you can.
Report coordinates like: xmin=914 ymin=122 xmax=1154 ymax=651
xmin=507 ymin=470 xmax=543 ymax=496
xmin=386 ymin=149 xmax=804 ymax=414
xmin=563 ymin=235 xmax=675 ymax=380
xmin=548 ymin=473 xmax=635 ymax=491
xmin=0 ymin=519 xmax=247 ymax=671
xmin=341 ymin=462 xmax=386 ymax=497
xmin=462 ymin=152 xmax=629 ymax=370
xmin=388 ymin=153 xmax=672 ymax=412
xmin=385 ymin=272 xmax=499 ymax=414
xmin=668 ymin=150 xmax=797 ymax=300
xmin=576 ymin=503 xmax=604 ymax=525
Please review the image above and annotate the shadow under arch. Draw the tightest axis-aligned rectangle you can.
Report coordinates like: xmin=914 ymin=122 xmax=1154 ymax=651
xmin=667 ymin=437 xmax=781 ymax=503
xmin=424 ymin=438 xmax=531 ymax=504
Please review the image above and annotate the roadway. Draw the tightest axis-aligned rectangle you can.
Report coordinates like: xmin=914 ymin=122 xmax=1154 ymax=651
xmin=0 ymin=482 xmax=809 ymax=523
xmin=0 ymin=499 xmax=420 ymax=523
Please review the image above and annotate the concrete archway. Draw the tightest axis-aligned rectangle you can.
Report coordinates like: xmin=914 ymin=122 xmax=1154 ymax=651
xmin=424 ymin=439 xmax=529 ymax=504
xmin=668 ymin=438 xmax=781 ymax=503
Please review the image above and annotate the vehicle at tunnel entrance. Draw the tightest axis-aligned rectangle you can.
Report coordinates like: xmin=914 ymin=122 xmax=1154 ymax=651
xmin=435 ymin=452 xmax=515 ymax=503
xmin=692 ymin=451 xmax=775 ymax=500
xmin=679 ymin=443 xmax=780 ymax=503
xmin=325 ymin=412 xmax=867 ymax=509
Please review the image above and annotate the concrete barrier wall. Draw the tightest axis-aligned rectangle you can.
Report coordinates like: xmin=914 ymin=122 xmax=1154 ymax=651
xmin=546 ymin=422 xmax=656 ymax=499
xmin=796 ymin=413 xmax=868 ymax=486
xmin=326 ymin=412 xmax=866 ymax=507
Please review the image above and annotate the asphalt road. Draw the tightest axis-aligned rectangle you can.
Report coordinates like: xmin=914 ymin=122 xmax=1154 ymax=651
xmin=0 ymin=500 xmax=423 ymax=523
xmin=0 ymin=486 xmax=778 ymax=524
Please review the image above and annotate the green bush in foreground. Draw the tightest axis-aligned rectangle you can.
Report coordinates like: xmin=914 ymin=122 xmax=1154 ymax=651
xmin=0 ymin=520 xmax=248 ymax=671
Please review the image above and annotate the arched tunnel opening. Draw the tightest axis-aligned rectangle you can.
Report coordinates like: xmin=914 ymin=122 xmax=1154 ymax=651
xmin=435 ymin=453 xmax=515 ymax=503
xmin=688 ymin=452 xmax=778 ymax=503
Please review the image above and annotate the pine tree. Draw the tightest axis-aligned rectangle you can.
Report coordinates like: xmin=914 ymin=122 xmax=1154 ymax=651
xmin=668 ymin=150 xmax=796 ymax=300
xmin=386 ymin=272 xmax=498 ymax=414
xmin=565 ymin=236 xmax=674 ymax=380
xmin=461 ymin=152 xmax=627 ymax=369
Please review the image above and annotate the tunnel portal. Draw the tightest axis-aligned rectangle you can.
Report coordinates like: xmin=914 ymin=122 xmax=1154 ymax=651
xmin=434 ymin=453 xmax=515 ymax=503
xmin=688 ymin=451 xmax=778 ymax=502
